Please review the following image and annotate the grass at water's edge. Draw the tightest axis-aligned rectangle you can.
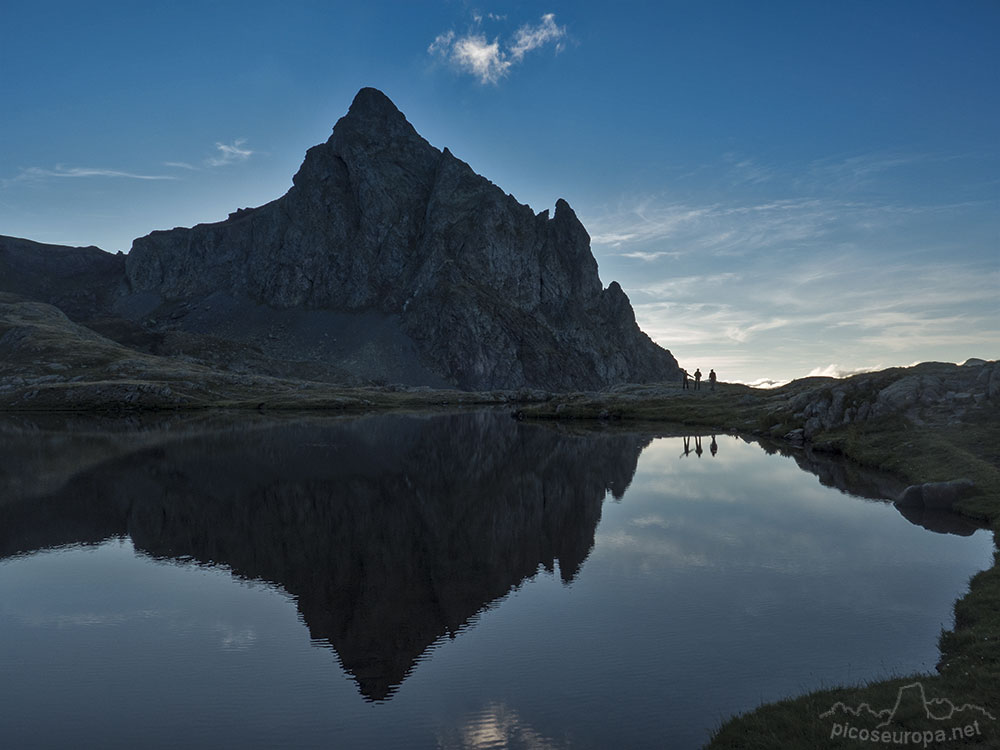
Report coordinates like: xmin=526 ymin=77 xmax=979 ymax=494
xmin=517 ymin=389 xmax=1000 ymax=749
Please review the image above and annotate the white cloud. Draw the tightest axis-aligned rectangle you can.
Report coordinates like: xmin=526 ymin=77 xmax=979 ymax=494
xmin=451 ymin=34 xmax=510 ymax=84
xmin=805 ymin=363 xmax=885 ymax=379
xmin=207 ymin=138 xmax=253 ymax=167
xmin=429 ymin=13 xmax=567 ymax=85
xmin=743 ymin=377 xmax=790 ymax=389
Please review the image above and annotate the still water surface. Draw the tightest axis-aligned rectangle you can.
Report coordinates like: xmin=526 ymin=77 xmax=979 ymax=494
xmin=0 ymin=412 xmax=992 ymax=749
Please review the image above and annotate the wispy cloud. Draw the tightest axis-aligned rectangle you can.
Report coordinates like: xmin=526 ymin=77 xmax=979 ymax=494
xmin=588 ymin=197 xmax=846 ymax=258
xmin=618 ymin=250 xmax=683 ymax=261
xmin=594 ymin=189 xmax=998 ymax=383
xmin=634 ymin=272 xmax=742 ymax=299
xmin=586 ymin=190 xmax=992 ymax=262
xmin=1 ymin=165 xmax=177 ymax=187
xmin=509 ymin=13 xmax=566 ymax=60
xmin=162 ymin=138 xmax=256 ymax=172
xmin=429 ymin=13 xmax=567 ymax=84
xmin=589 ymin=203 xmax=717 ymax=248
xmin=805 ymin=152 xmax=927 ymax=189
xmin=620 ymin=250 xmax=682 ymax=262
xmin=724 ymin=317 xmax=791 ymax=343
xmin=2 ymin=142 xmax=255 ymax=188
xmin=723 ymin=154 xmax=775 ymax=186
xmin=207 ymin=138 xmax=253 ymax=167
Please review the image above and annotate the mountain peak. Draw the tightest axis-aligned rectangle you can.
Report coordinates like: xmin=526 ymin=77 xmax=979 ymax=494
xmin=327 ymin=87 xmax=425 ymax=154
xmin=348 ymin=87 xmax=402 ymax=118
xmin=123 ymin=87 xmax=679 ymax=390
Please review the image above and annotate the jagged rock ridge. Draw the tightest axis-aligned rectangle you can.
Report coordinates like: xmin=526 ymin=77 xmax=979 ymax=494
xmin=123 ymin=87 xmax=679 ymax=390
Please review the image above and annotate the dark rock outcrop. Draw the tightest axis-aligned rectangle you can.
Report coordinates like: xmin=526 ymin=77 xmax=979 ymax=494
xmin=0 ymin=235 xmax=125 ymax=320
xmin=896 ymin=479 xmax=977 ymax=510
xmin=123 ymin=87 xmax=679 ymax=390
xmin=759 ymin=360 xmax=1000 ymax=441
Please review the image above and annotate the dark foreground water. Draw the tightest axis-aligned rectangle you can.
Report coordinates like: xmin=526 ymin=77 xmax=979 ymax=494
xmin=0 ymin=412 xmax=992 ymax=749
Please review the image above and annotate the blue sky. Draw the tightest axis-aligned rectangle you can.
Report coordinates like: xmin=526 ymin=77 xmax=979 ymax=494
xmin=2 ymin=1 xmax=997 ymax=384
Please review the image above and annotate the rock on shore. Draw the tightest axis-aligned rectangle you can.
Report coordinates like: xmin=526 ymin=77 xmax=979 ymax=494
xmin=765 ymin=360 xmax=1000 ymax=440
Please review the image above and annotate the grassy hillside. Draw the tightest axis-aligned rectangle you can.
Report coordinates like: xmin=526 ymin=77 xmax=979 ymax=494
xmin=0 ymin=293 xmax=537 ymax=412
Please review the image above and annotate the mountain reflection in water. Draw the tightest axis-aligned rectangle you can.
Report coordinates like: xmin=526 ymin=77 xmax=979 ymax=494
xmin=0 ymin=411 xmax=993 ymax=750
xmin=1 ymin=411 xmax=994 ymax=750
xmin=0 ymin=412 xmax=651 ymax=701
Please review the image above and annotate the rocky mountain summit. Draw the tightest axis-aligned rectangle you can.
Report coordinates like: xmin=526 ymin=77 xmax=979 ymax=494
xmin=119 ymin=87 xmax=678 ymax=390
xmin=1 ymin=88 xmax=677 ymax=393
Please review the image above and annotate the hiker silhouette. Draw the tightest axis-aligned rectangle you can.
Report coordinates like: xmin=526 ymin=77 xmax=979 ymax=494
xmin=680 ymin=436 xmax=692 ymax=457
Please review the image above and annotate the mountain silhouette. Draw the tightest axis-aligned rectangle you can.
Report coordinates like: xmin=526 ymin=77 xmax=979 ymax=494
xmin=2 ymin=87 xmax=680 ymax=391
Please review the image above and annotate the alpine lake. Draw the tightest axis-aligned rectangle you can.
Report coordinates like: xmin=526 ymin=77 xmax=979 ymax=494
xmin=0 ymin=410 xmax=992 ymax=749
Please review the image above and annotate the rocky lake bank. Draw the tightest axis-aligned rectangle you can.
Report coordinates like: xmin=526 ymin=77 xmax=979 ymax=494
xmin=508 ymin=359 xmax=1000 ymax=747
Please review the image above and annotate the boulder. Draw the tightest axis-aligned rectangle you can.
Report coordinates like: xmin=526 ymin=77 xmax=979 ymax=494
xmin=783 ymin=428 xmax=805 ymax=446
xmin=895 ymin=479 xmax=976 ymax=510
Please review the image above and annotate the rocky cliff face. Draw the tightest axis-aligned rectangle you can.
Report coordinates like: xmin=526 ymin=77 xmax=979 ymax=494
xmin=124 ymin=88 xmax=678 ymax=390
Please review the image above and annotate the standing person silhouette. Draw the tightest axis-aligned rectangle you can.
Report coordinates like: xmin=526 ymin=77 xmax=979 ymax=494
xmin=710 ymin=435 xmax=718 ymax=457
xmin=681 ymin=368 xmax=690 ymax=389
xmin=694 ymin=368 xmax=702 ymax=390
xmin=709 ymin=369 xmax=717 ymax=392
xmin=695 ymin=435 xmax=703 ymax=457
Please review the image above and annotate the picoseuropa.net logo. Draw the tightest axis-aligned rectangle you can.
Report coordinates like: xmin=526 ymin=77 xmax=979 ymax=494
xmin=819 ymin=682 xmax=995 ymax=747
